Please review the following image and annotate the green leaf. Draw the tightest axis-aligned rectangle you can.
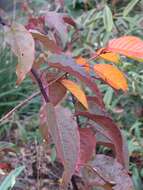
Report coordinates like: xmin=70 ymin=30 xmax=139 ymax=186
xmin=0 ymin=166 xmax=25 ymax=190
xmin=123 ymin=0 xmax=140 ymax=17
xmin=103 ymin=5 xmax=114 ymax=32
xmin=103 ymin=87 xmax=114 ymax=108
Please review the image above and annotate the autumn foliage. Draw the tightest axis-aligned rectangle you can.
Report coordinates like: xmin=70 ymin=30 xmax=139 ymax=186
xmin=1 ymin=2 xmax=143 ymax=189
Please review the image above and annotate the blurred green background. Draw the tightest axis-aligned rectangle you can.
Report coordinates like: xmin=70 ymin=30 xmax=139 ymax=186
xmin=0 ymin=0 xmax=143 ymax=189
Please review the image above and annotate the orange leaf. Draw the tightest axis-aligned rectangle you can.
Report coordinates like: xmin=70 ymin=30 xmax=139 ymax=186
xmin=76 ymin=56 xmax=90 ymax=72
xmin=97 ymin=49 xmax=120 ymax=64
xmin=60 ymin=79 xmax=88 ymax=109
xmin=106 ymin=36 xmax=143 ymax=60
xmin=94 ymin=64 xmax=128 ymax=91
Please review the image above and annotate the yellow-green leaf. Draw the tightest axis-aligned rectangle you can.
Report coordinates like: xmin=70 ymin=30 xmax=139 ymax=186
xmin=103 ymin=5 xmax=114 ymax=32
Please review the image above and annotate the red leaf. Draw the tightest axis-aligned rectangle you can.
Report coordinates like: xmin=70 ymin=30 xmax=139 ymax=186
xmin=106 ymin=35 xmax=143 ymax=60
xmin=41 ymin=72 xmax=67 ymax=106
xmin=75 ymin=111 xmax=128 ymax=169
xmin=82 ymin=154 xmax=134 ymax=190
xmin=48 ymin=54 xmax=104 ymax=108
xmin=63 ymin=16 xmax=76 ymax=28
xmin=0 ymin=163 xmax=12 ymax=171
xmin=46 ymin=103 xmax=80 ymax=189
xmin=49 ymin=82 xmax=67 ymax=106
xmin=95 ymin=130 xmax=115 ymax=150
xmin=78 ymin=128 xmax=96 ymax=168
xmin=25 ymin=16 xmax=45 ymax=32
xmin=30 ymin=30 xmax=61 ymax=53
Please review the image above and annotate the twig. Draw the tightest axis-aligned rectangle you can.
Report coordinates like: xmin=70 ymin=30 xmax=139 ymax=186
xmin=71 ymin=175 xmax=79 ymax=190
xmin=0 ymin=91 xmax=39 ymax=124
xmin=31 ymin=68 xmax=49 ymax=103
xmin=0 ymin=73 xmax=65 ymax=124
xmin=71 ymin=94 xmax=81 ymax=126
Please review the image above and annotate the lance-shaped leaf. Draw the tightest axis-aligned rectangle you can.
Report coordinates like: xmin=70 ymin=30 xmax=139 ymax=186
xmin=30 ymin=29 xmax=61 ymax=53
xmin=123 ymin=0 xmax=140 ymax=17
xmin=5 ymin=23 xmax=35 ymax=84
xmin=82 ymin=154 xmax=134 ymax=190
xmin=78 ymin=128 xmax=96 ymax=169
xmin=48 ymin=54 xmax=104 ymax=108
xmin=106 ymin=36 xmax=143 ymax=60
xmin=60 ymin=79 xmax=88 ymax=109
xmin=75 ymin=111 xmax=128 ymax=169
xmin=103 ymin=5 xmax=114 ymax=32
xmin=94 ymin=64 xmax=128 ymax=92
xmin=46 ymin=103 xmax=80 ymax=189
xmin=0 ymin=166 xmax=25 ymax=190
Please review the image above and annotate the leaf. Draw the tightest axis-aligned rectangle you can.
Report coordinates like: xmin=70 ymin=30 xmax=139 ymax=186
xmin=5 ymin=23 xmax=35 ymax=84
xmin=30 ymin=29 xmax=61 ymax=53
xmin=106 ymin=35 xmax=143 ymax=60
xmin=46 ymin=103 xmax=80 ymax=189
xmin=82 ymin=154 xmax=134 ymax=190
xmin=103 ymin=87 xmax=114 ymax=107
xmin=94 ymin=64 xmax=128 ymax=91
xmin=60 ymin=79 xmax=88 ymax=109
xmin=87 ymin=96 xmax=108 ymax=115
xmin=45 ymin=12 xmax=76 ymax=47
xmin=41 ymin=72 xmax=67 ymax=106
xmin=103 ymin=5 xmax=114 ymax=32
xmin=49 ymin=81 xmax=67 ymax=106
xmin=78 ymin=128 xmax=96 ymax=168
xmin=75 ymin=111 xmax=128 ymax=169
xmin=76 ymin=56 xmax=90 ymax=72
xmin=48 ymin=54 xmax=104 ymax=108
xmin=0 ymin=166 xmax=25 ymax=190
xmin=0 ymin=163 xmax=12 ymax=171
xmin=123 ymin=0 xmax=140 ymax=17
xmin=63 ymin=16 xmax=76 ymax=28
xmin=25 ymin=16 xmax=45 ymax=32
xmin=97 ymin=49 xmax=120 ymax=64
xmin=95 ymin=130 xmax=115 ymax=150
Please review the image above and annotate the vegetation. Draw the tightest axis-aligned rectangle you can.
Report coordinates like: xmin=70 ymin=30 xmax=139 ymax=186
xmin=0 ymin=0 xmax=143 ymax=190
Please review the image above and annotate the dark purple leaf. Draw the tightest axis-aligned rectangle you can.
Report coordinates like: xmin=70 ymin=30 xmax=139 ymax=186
xmin=82 ymin=154 xmax=134 ymax=190
xmin=76 ymin=111 xmax=128 ymax=169
xmin=46 ymin=103 xmax=80 ymax=189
